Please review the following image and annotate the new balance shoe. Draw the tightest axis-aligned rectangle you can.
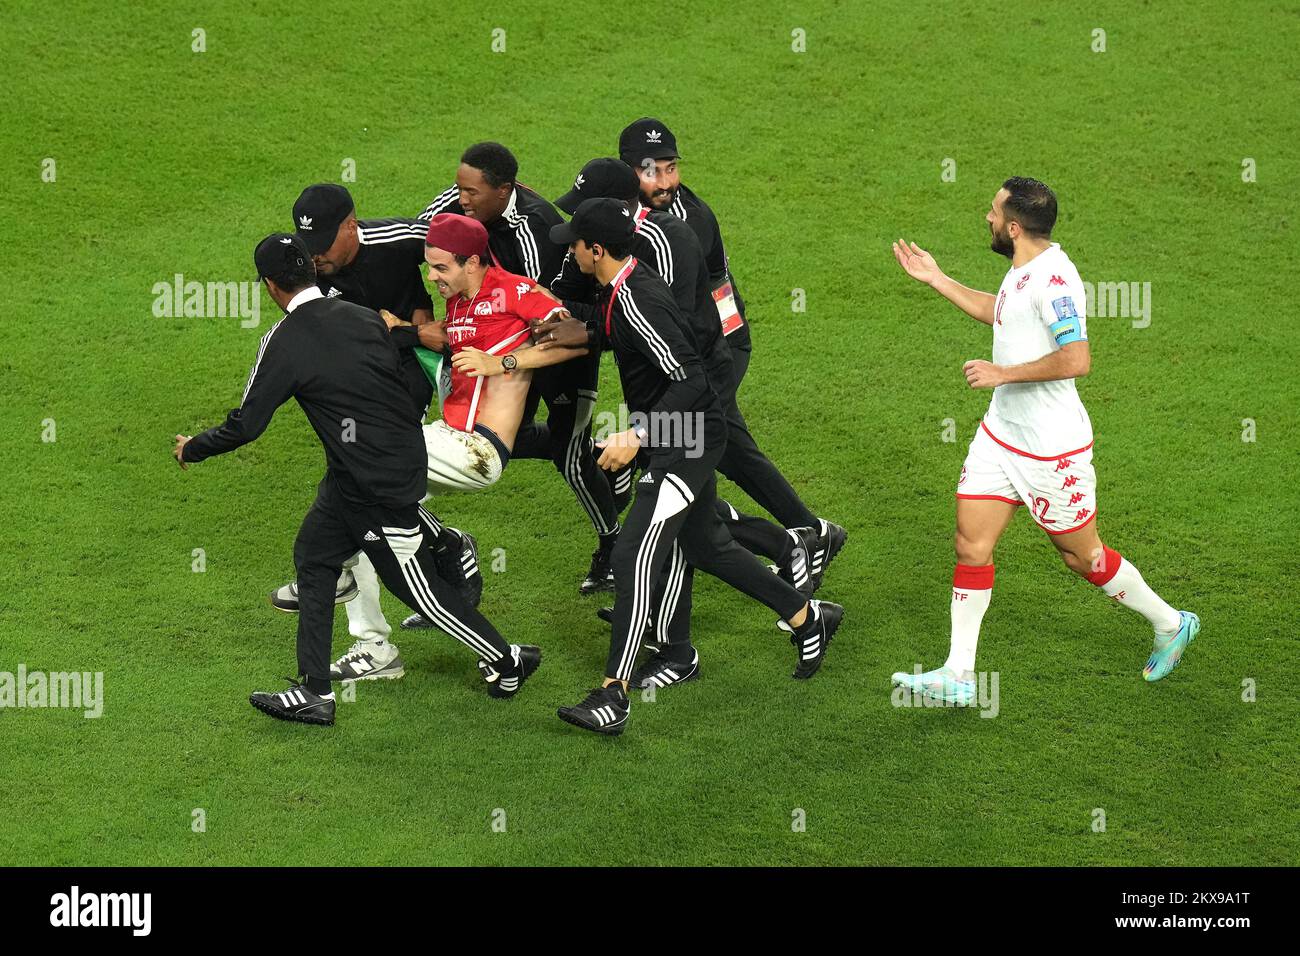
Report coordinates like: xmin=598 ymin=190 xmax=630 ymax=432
xmin=630 ymin=649 xmax=699 ymax=690
xmin=477 ymin=645 xmax=543 ymax=699
xmin=269 ymin=569 xmax=358 ymax=613
xmin=249 ymin=679 xmax=336 ymax=726
xmin=557 ymin=684 xmax=630 ymax=736
xmin=1143 ymin=610 xmax=1200 ymax=682
xmin=890 ymin=666 xmax=977 ymax=706
xmin=580 ymin=548 xmax=616 ymax=595
xmin=329 ymin=640 xmax=405 ymax=682
xmin=808 ymin=520 xmax=847 ymax=590
xmin=779 ymin=600 xmax=844 ymax=679
xmin=433 ymin=528 xmax=483 ymax=608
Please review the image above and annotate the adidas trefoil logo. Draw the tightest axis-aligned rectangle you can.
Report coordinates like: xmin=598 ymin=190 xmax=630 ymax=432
xmin=575 ymin=174 xmax=585 ymax=188
xmin=646 ymin=129 xmax=662 ymax=143
xmin=298 ymin=215 xmax=313 ymax=229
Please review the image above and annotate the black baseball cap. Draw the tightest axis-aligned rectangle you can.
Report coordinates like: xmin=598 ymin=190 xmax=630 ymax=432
xmin=292 ymin=183 xmax=354 ymax=255
xmin=254 ymin=233 xmax=314 ymax=285
xmin=555 ymin=158 xmax=641 ymax=215
xmin=618 ymin=118 xmax=680 ymax=167
xmin=549 ymin=197 xmax=636 ymax=248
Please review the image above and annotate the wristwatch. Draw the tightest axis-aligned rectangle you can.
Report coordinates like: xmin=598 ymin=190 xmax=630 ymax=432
xmin=501 ymin=354 xmax=518 ymax=372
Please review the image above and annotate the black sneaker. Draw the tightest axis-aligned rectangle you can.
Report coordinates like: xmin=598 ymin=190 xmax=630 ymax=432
xmin=434 ymin=528 xmax=483 ymax=608
xmin=580 ymin=548 xmax=616 ymax=595
xmin=400 ymin=611 xmax=434 ymax=630
xmin=630 ymin=649 xmax=699 ymax=690
xmin=779 ymin=527 xmax=818 ymax=597
xmin=268 ymin=569 xmax=358 ymax=613
xmin=476 ymin=645 xmax=542 ymax=699
xmin=608 ymin=460 xmax=637 ymax=512
xmin=249 ymin=678 xmax=336 ymax=726
xmin=809 ymin=520 xmax=847 ymax=590
xmin=557 ymin=684 xmax=630 ymax=736
xmin=781 ymin=600 xmax=844 ymax=679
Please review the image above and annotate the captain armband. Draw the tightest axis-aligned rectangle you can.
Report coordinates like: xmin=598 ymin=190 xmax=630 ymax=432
xmin=1049 ymin=297 xmax=1086 ymax=346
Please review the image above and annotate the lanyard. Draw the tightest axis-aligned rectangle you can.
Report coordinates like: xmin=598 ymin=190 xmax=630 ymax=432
xmin=603 ymin=259 xmax=637 ymax=337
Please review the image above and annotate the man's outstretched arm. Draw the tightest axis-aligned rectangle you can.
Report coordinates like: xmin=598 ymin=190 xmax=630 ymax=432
xmin=892 ymin=238 xmax=996 ymax=326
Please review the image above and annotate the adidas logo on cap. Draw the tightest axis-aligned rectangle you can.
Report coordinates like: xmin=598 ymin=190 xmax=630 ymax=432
xmin=299 ymin=215 xmax=313 ymax=229
xmin=646 ymin=129 xmax=662 ymax=143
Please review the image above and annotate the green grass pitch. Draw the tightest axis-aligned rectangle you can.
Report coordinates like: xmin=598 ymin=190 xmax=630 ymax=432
xmin=2 ymin=0 xmax=1296 ymax=866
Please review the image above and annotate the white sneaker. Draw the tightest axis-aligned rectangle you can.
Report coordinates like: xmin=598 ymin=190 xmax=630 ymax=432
xmin=329 ymin=640 xmax=405 ymax=682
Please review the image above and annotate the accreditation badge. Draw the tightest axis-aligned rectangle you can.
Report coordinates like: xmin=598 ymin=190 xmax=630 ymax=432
xmin=712 ymin=280 xmax=745 ymax=336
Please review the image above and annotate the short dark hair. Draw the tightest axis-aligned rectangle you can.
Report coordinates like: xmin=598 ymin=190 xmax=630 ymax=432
xmin=587 ymin=238 xmax=635 ymax=260
xmin=1001 ymin=177 xmax=1057 ymax=237
xmin=264 ymin=257 xmax=316 ymax=294
xmin=461 ymin=142 xmax=517 ymax=189
xmin=452 ymin=252 xmax=490 ymax=269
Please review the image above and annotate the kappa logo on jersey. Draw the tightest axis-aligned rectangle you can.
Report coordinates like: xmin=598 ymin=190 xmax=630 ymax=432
xmin=1068 ymin=492 xmax=1086 ymax=506
xmin=1055 ymin=457 xmax=1074 ymax=472
xmin=1062 ymin=475 xmax=1079 ymax=489
xmin=995 ymin=290 xmax=1006 ymax=325
xmin=1016 ymin=273 xmax=1032 ymax=291
xmin=1049 ymin=275 xmax=1068 ymax=287
xmin=298 ymin=215 xmax=313 ymax=229
xmin=515 ymin=282 xmax=531 ymax=297
xmin=958 ymin=465 xmax=968 ymax=485
xmin=473 ymin=301 xmax=494 ymax=316
xmin=646 ymin=129 xmax=662 ymax=143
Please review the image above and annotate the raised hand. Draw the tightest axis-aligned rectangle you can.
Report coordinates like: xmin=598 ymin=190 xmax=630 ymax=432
xmin=892 ymin=239 xmax=941 ymax=285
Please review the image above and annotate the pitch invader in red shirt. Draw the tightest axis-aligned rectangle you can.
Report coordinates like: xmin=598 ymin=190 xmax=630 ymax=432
xmin=335 ymin=214 xmax=568 ymax=684
xmin=889 ymin=178 xmax=1199 ymax=705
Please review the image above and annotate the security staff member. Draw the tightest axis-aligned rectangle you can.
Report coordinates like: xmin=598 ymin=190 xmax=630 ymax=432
xmin=295 ymin=182 xmax=443 ymax=414
xmin=538 ymin=200 xmax=843 ymax=737
xmin=618 ymin=119 xmax=848 ymax=584
xmin=172 ymin=234 xmax=539 ymax=726
xmin=553 ymin=158 xmax=819 ymax=604
xmin=272 ymin=185 xmax=481 ymax=682
xmin=418 ymin=143 xmax=621 ymax=595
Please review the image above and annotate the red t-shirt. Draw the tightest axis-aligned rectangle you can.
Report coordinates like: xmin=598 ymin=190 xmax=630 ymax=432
xmin=442 ymin=265 xmax=564 ymax=432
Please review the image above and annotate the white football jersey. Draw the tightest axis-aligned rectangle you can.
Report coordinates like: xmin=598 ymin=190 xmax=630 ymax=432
xmin=984 ymin=243 xmax=1093 ymax=457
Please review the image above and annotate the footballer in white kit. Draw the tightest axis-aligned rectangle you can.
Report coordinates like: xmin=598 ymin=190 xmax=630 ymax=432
xmin=890 ymin=177 xmax=1199 ymax=705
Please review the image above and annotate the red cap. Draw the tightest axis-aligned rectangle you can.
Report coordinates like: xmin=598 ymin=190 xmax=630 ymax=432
xmin=425 ymin=213 xmax=488 ymax=259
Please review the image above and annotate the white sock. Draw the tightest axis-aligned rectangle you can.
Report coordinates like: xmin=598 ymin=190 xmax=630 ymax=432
xmin=1098 ymin=557 xmax=1181 ymax=634
xmin=945 ymin=564 xmax=994 ymax=676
